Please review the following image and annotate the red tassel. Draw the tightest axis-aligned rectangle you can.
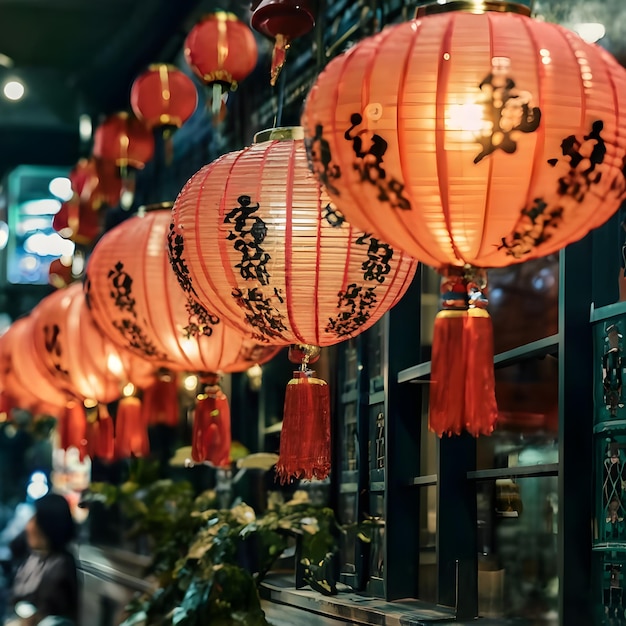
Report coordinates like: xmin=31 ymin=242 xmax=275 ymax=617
xmin=276 ymin=369 xmax=331 ymax=484
xmin=59 ymin=401 xmax=88 ymax=461
xmin=142 ymin=372 xmax=179 ymax=428
xmin=429 ymin=311 xmax=467 ymax=436
xmin=464 ymin=309 xmax=497 ymax=436
xmin=428 ymin=266 xmax=497 ymax=437
xmin=191 ymin=378 xmax=231 ymax=467
xmin=115 ymin=396 xmax=150 ymax=458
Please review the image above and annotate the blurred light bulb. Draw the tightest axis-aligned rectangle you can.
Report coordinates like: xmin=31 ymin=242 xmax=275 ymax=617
xmin=3 ymin=79 xmax=24 ymax=101
xmin=49 ymin=177 xmax=73 ymax=201
xmin=183 ymin=374 xmax=198 ymax=391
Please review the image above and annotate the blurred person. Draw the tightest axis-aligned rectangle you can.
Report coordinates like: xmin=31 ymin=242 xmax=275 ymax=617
xmin=4 ymin=494 xmax=78 ymax=626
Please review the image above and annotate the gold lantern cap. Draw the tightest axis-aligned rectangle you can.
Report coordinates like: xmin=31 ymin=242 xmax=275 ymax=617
xmin=416 ymin=0 xmax=531 ymax=17
xmin=137 ymin=201 xmax=174 ymax=216
xmin=254 ymin=126 xmax=304 ymax=144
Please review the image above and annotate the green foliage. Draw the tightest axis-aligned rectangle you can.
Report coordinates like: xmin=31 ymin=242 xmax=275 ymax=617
xmin=85 ymin=475 xmax=340 ymax=626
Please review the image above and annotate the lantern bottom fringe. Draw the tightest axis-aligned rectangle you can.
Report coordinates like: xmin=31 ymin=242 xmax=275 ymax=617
xmin=191 ymin=389 xmax=231 ymax=467
xmin=429 ymin=309 xmax=497 ymax=437
xmin=276 ymin=371 xmax=331 ymax=485
xmin=115 ymin=396 xmax=150 ymax=458
xmin=96 ymin=405 xmax=115 ymax=461
xmin=143 ymin=375 xmax=179 ymax=428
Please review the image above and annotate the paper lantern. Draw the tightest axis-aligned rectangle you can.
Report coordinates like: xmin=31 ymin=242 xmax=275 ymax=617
xmin=251 ymin=0 xmax=315 ymax=85
xmin=30 ymin=284 xmax=156 ymax=406
xmin=169 ymin=126 xmax=417 ymax=481
xmin=302 ymin=2 xmax=626 ymax=436
xmin=93 ymin=112 xmax=155 ymax=171
xmin=184 ymin=12 xmax=258 ymax=115
xmin=131 ymin=64 xmax=198 ymax=130
xmin=84 ymin=206 xmax=281 ymax=374
xmin=0 ymin=318 xmax=65 ymax=417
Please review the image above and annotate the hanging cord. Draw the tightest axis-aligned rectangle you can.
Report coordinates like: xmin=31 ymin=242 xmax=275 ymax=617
xmin=273 ymin=63 xmax=287 ymax=128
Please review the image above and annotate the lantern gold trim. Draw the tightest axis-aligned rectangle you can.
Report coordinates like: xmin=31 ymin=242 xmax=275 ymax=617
xmin=253 ymin=126 xmax=305 ymax=144
xmin=416 ymin=0 xmax=531 ymax=17
xmin=137 ymin=201 xmax=175 ymax=216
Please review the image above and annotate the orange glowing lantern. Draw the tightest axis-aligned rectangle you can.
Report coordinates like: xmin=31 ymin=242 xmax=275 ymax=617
xmin=30 ymin=284 xmax=156 ymax=458
xmin=130 ymin=64 xmax=198 ymax=130
xmin=184 ymin=12 xmax=258 ymax=116
xmin=84 ymin=206 xmax=280 ymax=374
xmin=302 ymin=1 xmax=626 ymax=437
xmin=31 ymin=283 xmax=156 ymax=406
xmin=169 ymin=127 xmax=417 ymax=481
xmin=251 ymin=0 xmax=315 ymax=86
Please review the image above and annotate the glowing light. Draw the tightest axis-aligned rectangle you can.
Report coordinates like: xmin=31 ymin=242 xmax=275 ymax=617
xmin=79 ymin=114 xmax=92 ymax=142
xmin=572 ymin=22 xmax=606 ymax=43
xmin=447 ymin=103 xmax=487 ymax=132
xmin=107 ymin=353 xmax=123 ymax=376
xmin=122 ymin=382 xmax=136 ymax=397
xmin=3 ymin=79 xmax=24 ymax=101
xmin=23 ymin=232 xmax=75 ymax=257
xmin=183 ymin=374 xmax=198 ymax=391
xmin=20 ymin=198 xmax=61 ymax=215
xmin=49 ymin=177 xmax=73 ymax=201
xmin=0 ymin=221 xmax=9 ymax=250
xmin=26 ymin=471 xmax=49 ymax=500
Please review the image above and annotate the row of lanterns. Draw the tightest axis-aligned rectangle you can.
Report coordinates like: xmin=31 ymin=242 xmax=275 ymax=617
xmin=13 ymin=0 xmax=626 ymax=485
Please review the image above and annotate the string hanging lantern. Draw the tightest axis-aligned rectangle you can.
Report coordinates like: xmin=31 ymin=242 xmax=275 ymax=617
xmin=93 ymin=112 xmax=155 ymax=208
xmin=52 ymin=195 xmax=102 ymax=246
xmin=169 ymin=127 xmax=417 ymax=481
xmin=251 ymin=0 xmax=315 ymax=86
xmin=184 ymin=12 xmax=258 ymax=117
xmin=30 ymin=284 xmax=156 ymax=458
xmin=301 ymin=0 xmax=626 ymax=437
xmin=130 ymin=64 xmax=198 ymax=130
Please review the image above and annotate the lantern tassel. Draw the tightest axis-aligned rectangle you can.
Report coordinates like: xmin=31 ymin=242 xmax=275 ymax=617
xmin=191 ymin=375 xmax=231 ymax=467
xmin=115 ymin=395 xmax=150 ymax=458
xmin=270 ymin=34 xmax=289 ymax=87
xmin=142 ymin=371 xmax=180 ymax=428
xmin=60 ymin=401 xmax=88 ymax=462
xmin=463 ymin=308 xmax=498 ymax=436
xmin=95 ymin=404 xmax=115 ymax=461
xmin=211 ymin=83 xmax=223 ymax=116
xmin=276 ymin=370 xmax=331 ymax=484
xmin=429 ymin=310 xmax=467 ymax=437
xmin=428 ymin=266 xmax=497 ymax=437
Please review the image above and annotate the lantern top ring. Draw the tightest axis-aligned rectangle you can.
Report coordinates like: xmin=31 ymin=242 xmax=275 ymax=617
xmin=147 ymin=62 xmax=179 ymax=72
xmin=254 ymin=126 xmax=305 ymax=143
xmin=137 ymin=201 xmax=174 ymax=216
xmin=416 ymin=0 xmax=531 ymax=17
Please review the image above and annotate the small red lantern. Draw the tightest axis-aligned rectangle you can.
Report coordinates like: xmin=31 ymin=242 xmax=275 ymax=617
xmin=93 ymin=112 xmax=155 ymax=171
xmin=130 ymin=64 xmax=198 ymax=130
xmin=48 ymin=257 xmax=74 ymax=290
xmin=184 ymin=12 xmax=258 ymax=116
xmin=69 ymin=157 xmax=122 ymax=210
xmin=302 ymin=3 xmax=626 ymax=437
xmin=52 ymin=196 xmax=102 ymax=245
xmin=251 ymin=0 xmax=315 ymax=85
xmin=169 ymin=127 xmax=417 ymax=481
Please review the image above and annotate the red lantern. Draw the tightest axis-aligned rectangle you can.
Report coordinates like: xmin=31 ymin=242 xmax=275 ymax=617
xmin=52 ymin=196 xmax=102 ymax=245
xmin=48 ymin=257 xmax=74 ymax=290
xmin=169 ymin=127 xmax=417 ymax=481
xmin=69 ymin=157 xmax=122 ymax=210
xmin=251 ymin=0 xmax=315 ymax=85
xmin=302 ymin=3 xmax=626 ymax=436
xmin=184 ymin=12 xmax=258 ymax=115
xmin=93 ymin=112 xmax=155 ymax=171
xmin=130 ymin=64 xmax=198 ymax=130
xmin=30 ymin=284 xmax=156 ymax=406
xmin=85 ymin=206 xmax=280 ymax=374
